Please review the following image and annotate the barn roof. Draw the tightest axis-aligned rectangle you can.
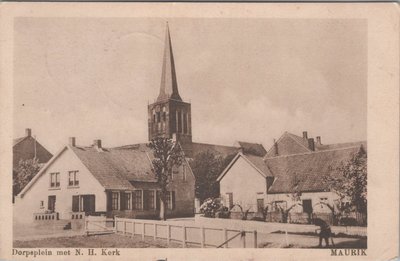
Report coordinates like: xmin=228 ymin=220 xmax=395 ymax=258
xmin=71 ymin=144 xmax=157 ymax=190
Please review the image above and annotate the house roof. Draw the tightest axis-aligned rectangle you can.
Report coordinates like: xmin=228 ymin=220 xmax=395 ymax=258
xmin=236 ymin=141 xmax=267 ymax=156
xmin=244 ymin=154 xmax=273 ymax=177
xmin=71 ymin=144 xmax=157 ymax=190
xmin=266 ymin=131 xmax=367 ymax=158
xmin=218 ymin=143 xmax=365 ymax=194
xmin=266 ymin=146 xmax=363 ymax=193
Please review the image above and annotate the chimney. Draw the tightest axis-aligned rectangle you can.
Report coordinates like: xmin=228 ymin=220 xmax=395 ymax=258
xmin=69 ymin=137 xmax=76 ymax=147
xmin=93 ymin=139 xmax=102 ymax=149
xmin=308 ymin=138 xmax=315 ymax=151
xmin=25 ymin=128 xmax=32 ymax=137
xmin=302 ymin=131 xmax=308 ymax=140
xmin=273 ymin=139 xmax=279 ymax=156
xmin=316 ymin=136 xmax=322 ymax=145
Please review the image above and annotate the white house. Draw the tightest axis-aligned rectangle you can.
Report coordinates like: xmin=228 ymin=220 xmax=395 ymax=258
xmin=14 ymin=138 xmax=195 ymax=223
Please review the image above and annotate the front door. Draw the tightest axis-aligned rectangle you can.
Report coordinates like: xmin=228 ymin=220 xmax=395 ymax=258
xmin=48 ymin=195 xmax=56 ymax=212
xmin=82 ymin=195 xmax=96 ymax=213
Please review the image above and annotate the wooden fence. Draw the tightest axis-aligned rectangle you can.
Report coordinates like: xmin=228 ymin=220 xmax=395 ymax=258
xmin=114 ymin=217 xmax=258 ymax=248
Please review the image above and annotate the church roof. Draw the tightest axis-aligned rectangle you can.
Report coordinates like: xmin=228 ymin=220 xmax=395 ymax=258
xmin=191 ymin=142 xmax=238 ymax=158
xmin=157 ymin=23 xmax=182 ymax=102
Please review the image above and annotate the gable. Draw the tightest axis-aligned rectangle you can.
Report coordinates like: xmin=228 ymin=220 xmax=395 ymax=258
xmin=266 ymin=133 xmax=310 ymax=158
xmin=19 ymin=146 xmax=104 ymax=198
xmin=219 ymin=156 xmax=267 ymax=193
xmin=13 ymin=137 xmax=53 ymax=169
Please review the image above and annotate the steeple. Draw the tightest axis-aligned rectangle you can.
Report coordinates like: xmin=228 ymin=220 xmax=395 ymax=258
xmin=157 ymin=22 xmax=182 ymax=102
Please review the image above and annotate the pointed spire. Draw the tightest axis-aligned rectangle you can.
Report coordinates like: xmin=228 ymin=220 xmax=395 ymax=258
xmin=157 ymin=22 xmax=182 ymax=102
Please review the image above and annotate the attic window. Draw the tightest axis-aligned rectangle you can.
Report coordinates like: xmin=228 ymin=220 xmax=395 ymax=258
xmin=68 ymin=171 xmax=79 ymax=187
xmin=50 ymin=173 xmax=60 ymax=188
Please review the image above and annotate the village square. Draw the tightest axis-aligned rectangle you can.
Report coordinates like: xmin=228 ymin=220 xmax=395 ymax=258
xmin=12 ymin=21 xmax=367 ymax=249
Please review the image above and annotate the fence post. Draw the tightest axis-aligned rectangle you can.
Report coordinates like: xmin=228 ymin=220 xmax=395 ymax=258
xmin=142 ymin=223 xmax=145 ymax=240
xmin=154 ymin=223 xmax=157 ymax=240
xmin=285 ymin=230 xmax=289 ymax=247
xmin=167 ymin=225 xmax=171 ymax=244
xmin=114 ymin=216 xmax=118 ymax=233
xmin=85 ymin=217 xmax=88 ymax=236
xmin=131 ymin=221 xmax=135 ymax=237
xmin=223 ymin=228 xmax=228 ymax=248
xmin=182 ymin=225 xmax=186 ymax=248
xmin=200 ymin=227 xmax=205 ymax=248
xmin=253 ymin=230 xmax=257 ymax=248
xmin=241 ymin=230 xmax=246 ymax=248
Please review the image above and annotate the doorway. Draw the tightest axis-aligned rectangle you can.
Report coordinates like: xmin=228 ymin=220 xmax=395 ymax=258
xmin=48 ymin=195 xmax=56 ymax=212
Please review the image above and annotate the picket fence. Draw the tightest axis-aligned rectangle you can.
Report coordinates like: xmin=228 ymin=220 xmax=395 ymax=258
xmin=113 ymin=217 xmax=258 ymax=248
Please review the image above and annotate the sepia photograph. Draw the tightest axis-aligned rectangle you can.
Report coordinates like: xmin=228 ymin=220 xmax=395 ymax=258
xmin=11 ymin=16 xmax=368 ymax=249
xmin=0 ymin=3 xmax=398 ymax=261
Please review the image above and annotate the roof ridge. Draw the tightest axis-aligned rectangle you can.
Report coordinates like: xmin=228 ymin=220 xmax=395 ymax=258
xmin=264 ymin=145 xmax=362 ymax=160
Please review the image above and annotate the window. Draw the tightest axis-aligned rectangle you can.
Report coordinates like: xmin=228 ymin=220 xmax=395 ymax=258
xmin=50 ymin=173 xmax=60 ymax=188
xmin=124 ymin=193 xmax=131 ymax=210
xmin=157 ymin=112 xmax=161 ymax=122
xmin=40 ymin=201 xmax=44 ymax=209
xmin=68 ymin=171 xmax=79 ymax=186
xmin=162 ymin=106 xmax=166 ymax=121
xmin=111 ymin=192 xmax=119 ymax=210
xmin=183 ymin=113 xmax=188 ymax=133
xmin=133 ymin=190 xmax=142 ymax=210
xmin=148 ymin=190 xmax=155 ymax=210
xmin=182 ymin=165 xmax=187 ymax=181
xmin=177 ymin=111 xmax=182 ymax=133
xmin=166 ymin=191 xmax=175 ymax=210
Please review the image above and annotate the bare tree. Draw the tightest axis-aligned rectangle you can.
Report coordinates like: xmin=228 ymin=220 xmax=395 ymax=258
xmin=149 ymin=137 xmax=185 ymax=220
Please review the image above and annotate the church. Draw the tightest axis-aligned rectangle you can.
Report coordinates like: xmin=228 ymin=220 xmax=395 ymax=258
xmin=14 ymin=23 xmax=265 ymax=223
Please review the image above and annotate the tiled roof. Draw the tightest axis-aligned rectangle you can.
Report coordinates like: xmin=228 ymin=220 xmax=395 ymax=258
xmin=236 ymin=141 xmax=267 ymax=156
xmin=191 ymin=142 xmax=238 ymax=158
xmin=13 ymin=137 xmax=26 ymax=146
xmin=316 ymin=141 xmax=367 ymax=152
xmin=71 ymin=144 xmax=157 ymax=190
xmin=266 ymin=146 xmax=363 ymax=193
xmin=244 ymin=154 xmax=273 ymax=177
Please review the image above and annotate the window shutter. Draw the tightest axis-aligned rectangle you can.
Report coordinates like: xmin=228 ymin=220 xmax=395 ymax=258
xmin=106 ymin=191 xmax=112 ymax=211
xmin=171 ymin=191 xmax=176 ymax=210
xmin=72 ymin=196 xmax=79 ymax=212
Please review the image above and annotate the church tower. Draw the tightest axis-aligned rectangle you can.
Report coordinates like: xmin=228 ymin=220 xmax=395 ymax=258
xmin=148 ymin=23 xmax=192 ymax=155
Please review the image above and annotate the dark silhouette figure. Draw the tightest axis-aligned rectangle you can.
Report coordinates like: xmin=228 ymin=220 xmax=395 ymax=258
xmin=314 ymin=218 xmax=333 ymax=248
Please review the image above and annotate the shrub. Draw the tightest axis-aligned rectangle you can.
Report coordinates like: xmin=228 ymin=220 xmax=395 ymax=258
xmin=200 ymin=198 xmax=223 ymax=218
xmin=340 ymin=217 xmax=358 ymax=226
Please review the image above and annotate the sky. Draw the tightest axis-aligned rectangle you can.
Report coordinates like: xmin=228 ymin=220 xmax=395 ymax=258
xmin=13 ymin=18 xmax=367 ymax=154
